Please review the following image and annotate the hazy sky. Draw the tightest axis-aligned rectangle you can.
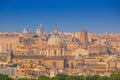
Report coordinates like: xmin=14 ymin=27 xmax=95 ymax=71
xmin=0 ymin=0 xmax=120 ymax=33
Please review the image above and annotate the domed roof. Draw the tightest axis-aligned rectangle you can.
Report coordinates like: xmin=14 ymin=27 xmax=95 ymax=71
xmin=47 ymin=34 xmax=65 ymax=48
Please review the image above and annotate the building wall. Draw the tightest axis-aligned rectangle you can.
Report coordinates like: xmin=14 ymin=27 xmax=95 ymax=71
xmin=0 ymin=37 xmax=19 ymax=51
xmin=44 ymin=59 xmax=64 ymax=69
xmin=0 ymin=67 xmax=17 ymax=76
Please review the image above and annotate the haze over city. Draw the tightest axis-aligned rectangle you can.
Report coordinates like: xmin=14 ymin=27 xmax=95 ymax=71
xmin=0 ymin=0 xmax=120 ymax=33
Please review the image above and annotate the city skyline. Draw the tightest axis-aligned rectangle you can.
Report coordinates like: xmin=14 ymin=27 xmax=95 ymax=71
xmin=0 ymin=0 xmax=120 ymax=33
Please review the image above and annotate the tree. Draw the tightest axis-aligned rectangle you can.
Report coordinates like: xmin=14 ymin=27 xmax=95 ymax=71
xmin=0 ymin=74 xmax=10 ymax=80
xmin=85 ymin=75 xmax=93 ymax=80
xmin=38 ymin=75 xmax=50 ymax=80
xmin=51 ymin=74 xmax=69 ymax=80
xmin=92 ymin=75 xmax=101 ymax=80
xmin=66 ymin=75 xmax=75 ymax=80
xmin=30 ymin=78 xmax=37 ymax=80
xmin=102 ymin=76 xmax=109 ymax=80
xmin=110 ymin=71 xmax=120 ymax=80
xmin=78 ymin=75 xmax=85 ymax=80
xmin=74 ymin=76 xmax=82 ymax=80
xmin=18 ymin=78 xmax=29 ymax=80
xmin=51 ymin=77 xmax=58 ymax=80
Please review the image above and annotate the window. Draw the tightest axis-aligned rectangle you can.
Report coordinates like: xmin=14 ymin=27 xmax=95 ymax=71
xmin=54 ymin=50 xmax=57 ymax=56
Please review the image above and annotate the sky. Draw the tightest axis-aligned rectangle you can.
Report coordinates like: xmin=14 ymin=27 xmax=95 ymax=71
xmin=0 ymin=0 xmax=120 ymax=33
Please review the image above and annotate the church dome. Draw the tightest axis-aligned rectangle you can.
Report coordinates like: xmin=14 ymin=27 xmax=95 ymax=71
xmin=47 ymin=34 xmax=65 ymax=48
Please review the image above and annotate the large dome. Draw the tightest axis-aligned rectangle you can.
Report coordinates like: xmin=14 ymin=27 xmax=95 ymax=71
xmin=47 ymin=34 xmax=65 ymax=48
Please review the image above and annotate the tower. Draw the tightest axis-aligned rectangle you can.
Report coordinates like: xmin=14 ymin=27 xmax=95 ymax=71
xmin=80 ymin=30 xmax=88 ymax=50
xmin=23 ymin=27 xmax=29 ymax=34
xmin=36 ymin=24 xmax=43 ymax=36
xmin=54 ymin=27 xmax=58 ymax=34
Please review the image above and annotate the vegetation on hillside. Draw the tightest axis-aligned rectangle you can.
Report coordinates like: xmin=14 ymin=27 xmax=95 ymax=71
xmin=0 ymin=71 xmax=120 ymax=80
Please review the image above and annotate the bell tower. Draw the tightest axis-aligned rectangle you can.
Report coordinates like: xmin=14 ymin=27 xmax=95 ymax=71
xmin=80 ymin=29 xmax=88 ymax=50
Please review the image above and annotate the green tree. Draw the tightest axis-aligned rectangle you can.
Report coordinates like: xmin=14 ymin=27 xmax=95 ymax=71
xmin=75 ymin=76 xmax=82 ymax=80
xmin=30 ymin=78 xmax=37 ymax=80
xmin=18 ymin=78 xmax=29 ymax=80
xmin=38 ymin=75 xmax=50 ymax=80
xmin=110 ymin=71 xmax=120 ymax=80
xmin=51 ymin=77 xmax=58 ymax=80
xmin=92 ymin=75 xmax=101 ymax=80
xmin=66 ymin=75 xmax=75 ymax=80
xmin=78 ymin=75 xmax=85 ymax=80
xmin=0 ymin=74 xmax=10 ymax=80
xmin=85 ymin=75 xmax=93 ymax=80
xmin=51 ymin=74 xmax=69 ymax=80
xmin=102 ymin=76 xmax=109 ymax=80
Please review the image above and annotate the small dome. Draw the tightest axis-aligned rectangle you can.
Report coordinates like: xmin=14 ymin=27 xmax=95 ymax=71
xmin=47 ymin=34 xmax=65 ymax=48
